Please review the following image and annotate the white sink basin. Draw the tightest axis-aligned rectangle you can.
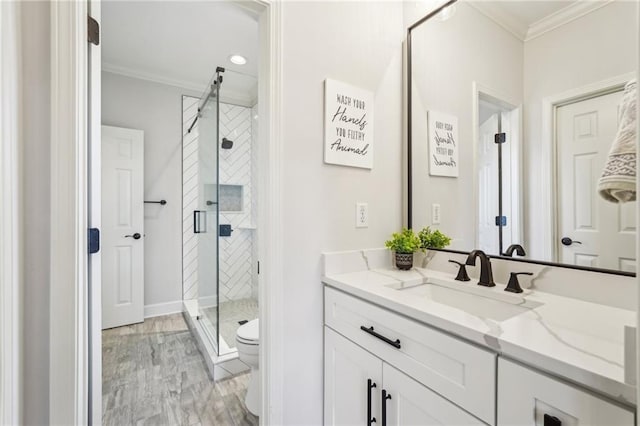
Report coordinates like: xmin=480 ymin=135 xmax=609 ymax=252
xmin=385 ymin=275 xmax=541 ymax=322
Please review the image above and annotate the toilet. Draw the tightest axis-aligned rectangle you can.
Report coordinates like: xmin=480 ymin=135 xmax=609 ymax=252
xmin=236 ymin=318 xmax=260 ymax=416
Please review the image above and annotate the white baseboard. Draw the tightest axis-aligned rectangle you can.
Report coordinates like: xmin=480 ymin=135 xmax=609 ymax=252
xmin=199 ymin=295 xmax=218 ymax=309
xmin=144 ymin=300 xmax=183 ymax=319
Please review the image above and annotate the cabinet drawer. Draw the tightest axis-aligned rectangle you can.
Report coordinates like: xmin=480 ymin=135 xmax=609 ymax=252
xmin=498 ymin=358 xmax=633 ymax=426
xmin=325 ymin=286 xmax=496 ymax=424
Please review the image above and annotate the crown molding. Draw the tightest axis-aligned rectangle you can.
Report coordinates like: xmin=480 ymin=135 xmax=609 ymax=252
xmin=467 ymin=2 xmax=528 ymax=41
xmin=102 ymin=62 xmax=256 ymax=106
xmin=467 ymin=0 xmax=614 ymax=43
xmin=102 ymin=62 xmax=205 ymax=93
xmin=526 ymin=0 xmax=614 ymax=41
xmin=230 ymin=0 xmax=262 ymax=20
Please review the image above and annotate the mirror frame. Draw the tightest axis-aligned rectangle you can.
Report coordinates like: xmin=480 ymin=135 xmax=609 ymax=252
xmin=406 ymin=0 xmax=636 ymax=278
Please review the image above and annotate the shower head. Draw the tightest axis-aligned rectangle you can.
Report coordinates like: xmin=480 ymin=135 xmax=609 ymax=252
xmin=221 ymin=138 xmax=234 ymax=149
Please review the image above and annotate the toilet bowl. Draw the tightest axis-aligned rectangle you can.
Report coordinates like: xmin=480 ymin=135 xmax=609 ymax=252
xmin=236 ymin=318 xmax=260 ymax=416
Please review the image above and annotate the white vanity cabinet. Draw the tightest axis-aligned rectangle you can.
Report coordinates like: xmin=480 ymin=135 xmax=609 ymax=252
xmin=324 ymin=285 xmax=636 ymax=426
xmin=325 ymin=327 xmax=484 ymax=426
xmin=497 ymin=358 xmax=634 ymax=426
xmin=324 ymin=287 xmax=495 ymax=425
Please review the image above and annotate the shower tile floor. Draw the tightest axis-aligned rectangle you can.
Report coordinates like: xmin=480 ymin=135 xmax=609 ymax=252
xmin=201 ymin=298 xmax=258 ymax=352
xmin=102 ymin=313 xmax=258 ymax=426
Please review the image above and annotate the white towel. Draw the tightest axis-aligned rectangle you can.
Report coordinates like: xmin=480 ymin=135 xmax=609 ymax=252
xmin=598 ymin=80 xmax=637 ymax=203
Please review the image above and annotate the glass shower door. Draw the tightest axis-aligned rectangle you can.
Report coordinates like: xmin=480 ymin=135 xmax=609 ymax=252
xmin=196 ymin=81 xmax=220 ymax=349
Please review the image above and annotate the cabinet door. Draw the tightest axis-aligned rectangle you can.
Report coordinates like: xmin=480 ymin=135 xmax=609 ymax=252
xmin=382 ymin=363 xmax=484 ymax=426
xmin=325 ymin=327 xmax=383 ymax=426
xmin=498 ymin=358 xmax=633 ymax=426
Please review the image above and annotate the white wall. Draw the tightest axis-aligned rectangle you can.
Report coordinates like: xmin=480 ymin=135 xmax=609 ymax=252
xmin=280 ymin=2 xmax=404 ymax=424
xmin=102 ymin=72 xmax=200 ymax=309
xmin=409 ymin=2 xmax=523 ymax=250
xmin=523 ymin=1 xmax=639 ymax=260
xmin=21 ymin=2 xmax=51 ymax=424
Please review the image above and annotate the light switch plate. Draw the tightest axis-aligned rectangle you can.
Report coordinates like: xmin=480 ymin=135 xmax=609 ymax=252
xmin=356 ymin=203 xmax=368 ymax=228
xmin=432 ymin=204 xmax=441 ymax=225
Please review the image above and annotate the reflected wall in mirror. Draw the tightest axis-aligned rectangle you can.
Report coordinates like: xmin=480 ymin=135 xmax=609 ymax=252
xmin=409 ymin=0 xmax=638 ymax=274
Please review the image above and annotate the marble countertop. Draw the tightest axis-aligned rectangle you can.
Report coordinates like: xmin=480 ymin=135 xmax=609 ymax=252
xmin=322 ymin=257 xmax=637 ymax=406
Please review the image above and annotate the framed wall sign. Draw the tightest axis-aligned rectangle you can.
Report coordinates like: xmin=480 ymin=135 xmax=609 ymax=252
xmin=324 ymin=79 xmax=374 ymax=169
xmin=428 ymin=111 xmax=459 ymax=177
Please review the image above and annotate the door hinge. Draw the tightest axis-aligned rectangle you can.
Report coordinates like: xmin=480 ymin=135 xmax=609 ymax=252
xmin=88 ymin=15 xmax=100 ymax=45
xmin=495 ymin=216 xmax=507 ymax=227
xmin=494 ymin=132 xmax=506 ymax=144
xmin=88 ymin=228 xmax=100 ymax=254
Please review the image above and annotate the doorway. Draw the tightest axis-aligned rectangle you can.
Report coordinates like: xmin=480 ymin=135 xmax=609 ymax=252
xmin=97 ymin=2 xmax=262 ymax=424
xmin=48 ymin=0 xmax=282 ymax=424
xmin=475 ymin=90 xmax=522 ymax=255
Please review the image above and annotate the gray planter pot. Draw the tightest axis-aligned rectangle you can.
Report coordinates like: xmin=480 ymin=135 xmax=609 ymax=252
xmin=395 ymin=252 xmax=414 ymax=270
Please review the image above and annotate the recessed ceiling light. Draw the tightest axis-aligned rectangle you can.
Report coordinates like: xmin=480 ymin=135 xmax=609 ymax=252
xmin=229 ymin=55 xmax=247 ymax=65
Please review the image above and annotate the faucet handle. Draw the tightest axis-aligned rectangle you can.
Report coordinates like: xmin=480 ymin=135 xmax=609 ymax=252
xmin=448 ymin=260 xmax=471 ymax=282
xmin=505 ymin=272 xmax=533 ymax=293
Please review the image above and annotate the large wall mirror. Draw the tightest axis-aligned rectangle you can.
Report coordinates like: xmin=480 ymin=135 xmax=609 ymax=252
xmin=408 ymin=0 xmax=638 ymax=275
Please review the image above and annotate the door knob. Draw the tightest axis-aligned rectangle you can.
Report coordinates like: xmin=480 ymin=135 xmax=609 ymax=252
xmin=125 ymin=233 xmax=141 ymax=240
xmin=561 ymin=237 xmax=581 ymax=246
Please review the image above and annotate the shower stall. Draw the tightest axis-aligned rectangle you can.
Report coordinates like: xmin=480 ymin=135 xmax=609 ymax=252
xmin=182 ymin=68 xmax=259 ymax=361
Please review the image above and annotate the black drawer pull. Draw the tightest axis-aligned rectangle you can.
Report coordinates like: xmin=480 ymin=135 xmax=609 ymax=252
xmin=544 ymin=414 xmax=561 ymax=426
xmin=367 ymin=379 xmax=377 ymax=425
xmin=360 ymin=326 xmax=401 ymax=349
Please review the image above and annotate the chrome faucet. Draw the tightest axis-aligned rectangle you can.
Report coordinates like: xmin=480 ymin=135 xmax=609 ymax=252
xmin=465 ymin=250 xmax=495 ymax=287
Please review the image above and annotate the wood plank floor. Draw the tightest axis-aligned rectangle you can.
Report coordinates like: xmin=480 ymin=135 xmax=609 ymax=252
xmin=102 ymin=313 xmax=258 ymax=426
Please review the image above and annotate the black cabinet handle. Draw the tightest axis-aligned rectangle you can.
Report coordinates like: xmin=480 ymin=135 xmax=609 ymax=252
xmin=543 ymin=414 xmax=561 ymax=426
xmin=381 ymin=389 xmax=391 ymax=426
xmin=367 ymin=379 xmax=377 ymax=425
xmin=360 ymin=326 xmax=401 ymax=349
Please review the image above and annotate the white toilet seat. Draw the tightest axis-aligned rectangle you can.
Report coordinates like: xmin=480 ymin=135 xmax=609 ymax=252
xmin=237 ymin=319 xmax=259 ymax=343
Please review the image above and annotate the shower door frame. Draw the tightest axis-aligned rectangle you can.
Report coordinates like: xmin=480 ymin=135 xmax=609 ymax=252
xmin=48 ymin=0 xmax=285 ymax=424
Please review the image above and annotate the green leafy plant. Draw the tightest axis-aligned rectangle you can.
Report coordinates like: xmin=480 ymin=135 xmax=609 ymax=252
xmin=418 ymin=227 xmax=451 ymax=249
xmin=385 ymin=228 xmax=421 ymax=254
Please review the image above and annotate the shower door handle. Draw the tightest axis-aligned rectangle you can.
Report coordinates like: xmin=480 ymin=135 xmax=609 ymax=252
xmin=193 ymin=210 xmax=207 ymax=234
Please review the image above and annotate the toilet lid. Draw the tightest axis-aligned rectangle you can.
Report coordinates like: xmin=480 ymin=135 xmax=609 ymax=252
xmin=237 ymin=318 xmax=259 ymax=342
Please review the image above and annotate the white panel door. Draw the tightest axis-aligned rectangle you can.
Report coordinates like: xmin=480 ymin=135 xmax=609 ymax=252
xmin=557 ymin=91 xmax=636 ymax=271
xmin=101 ymin=125 xmax=144 ymax=329
xmin=498 ymin=358 xmax=633 ymax=425
xmin=324 ymin=327 xmax=382 ymax=426
xmin=383 ymin=363 xmax=484 ymax=426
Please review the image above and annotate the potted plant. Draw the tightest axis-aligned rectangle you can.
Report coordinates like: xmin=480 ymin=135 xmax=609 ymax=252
xmin=418 ymin=227 xmax=451 ymax=250
xmin=385 ymin=228 xmax=421 ymax=270
xmin=418 ymin=227 xmax=451 ymax=266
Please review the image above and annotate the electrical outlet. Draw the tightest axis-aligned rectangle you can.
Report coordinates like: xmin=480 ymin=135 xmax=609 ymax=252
xmin=432 ymin=204 xmax=441 ymax=225
xmin=356 ymin=203 xmax=369 ymax=228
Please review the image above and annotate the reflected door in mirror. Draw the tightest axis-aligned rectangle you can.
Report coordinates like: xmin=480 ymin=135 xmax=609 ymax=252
xmin=557 ymin=91 xmax=636 ymax=272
